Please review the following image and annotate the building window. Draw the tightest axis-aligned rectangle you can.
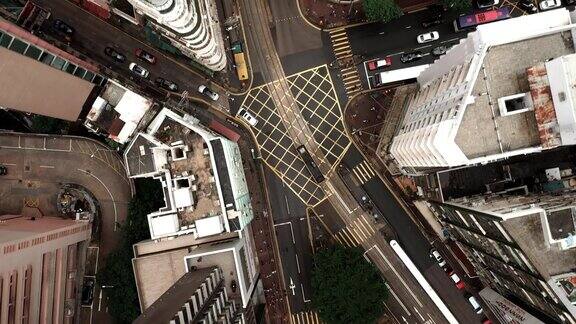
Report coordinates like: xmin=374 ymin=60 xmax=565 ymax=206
xmin=9 ymin=38 xmax=28 ymax=54
xmin=22 ymin=266 xmax=31 ymax=324
xmin=50 ymin=57 xmax=66 ymax=70
xmin=0 ymin=33 xmax=13 ymax=47
xmin=65 ymin=62 xmax=77 ymax=74
xmin=8 ymin=271 xmax=17 ymax=324
xmin=39 ymin=52 xmax=54 ymax=65
xmin=24 ymin=45 xmax=42 ymax=60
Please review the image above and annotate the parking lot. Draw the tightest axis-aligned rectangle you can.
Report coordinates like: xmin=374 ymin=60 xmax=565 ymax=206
xmin=240 ymin=65 xmax=349 ymax=206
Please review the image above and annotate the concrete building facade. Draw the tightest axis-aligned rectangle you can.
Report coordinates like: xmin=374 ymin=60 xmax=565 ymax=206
xmin=0 ymin=216 xmax=91 ymax=324
xmin=384 ymin=10 xmax=576 ymax=174
xmin=127 ymin=0 xmax=226 ymax=71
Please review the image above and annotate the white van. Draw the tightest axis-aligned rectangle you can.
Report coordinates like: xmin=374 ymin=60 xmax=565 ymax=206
xmin=468 ymin=296 xmax=483 ymax=314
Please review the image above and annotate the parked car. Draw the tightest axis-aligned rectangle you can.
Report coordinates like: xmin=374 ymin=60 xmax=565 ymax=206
xmin=421 ymin=17 xmax=444 ymax=28
xmin=135 ymin=48 xmax=156 ymax=64
xmin=367 ymin=57 xmax=392 ymax=71
xmin=236 ymin=108 xmax=258 ymax=126
xmin=155 ymin=77 xmax=178 ymax=91
xmin=198 ymin=85 xmax=219 ymax=101
xmin=417 ymin=31 xmax=440 ymax=44
xmin=432 ymin=45 xmax=449 ymax=56
xmin=400 ymin=51 xmax=423 ymax=63
xmin=450 ymin=273 xmax=465 ymax=290
xmin=476 ymin=0 xmax=500 ymax=8
xmin=430 ymin=249 xmax=447 ymax=268
xmin=539 ymin=0 xmax=561 ymax=9
xmin=104 ymin=47 xmax=126 ymax=63
xmin=53 ymin=19 xmax=74 ymax=36
xmin=482 ymin=317 xmax=493 ymax=324
xmin=518 ymin=0 xmax=539 ymax=12
xmin=0 ymin=165 xmax=6 ymax=176
xmin=467 ymin=295 xmax=484 ymax=314
xmin=81 ymin=278 xmax=95 ymax=306
xmin=565 ymin=0 xmax=576 ymax=5
xmin=129 ymin=63 xmax=149 ymax=78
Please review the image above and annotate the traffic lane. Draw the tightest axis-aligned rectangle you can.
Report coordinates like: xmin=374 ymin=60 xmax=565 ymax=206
xmin=424 ymin=265 xmax=484 ymax=323
xmin=35 ymin=0 xmax=221 ymax=103
xmin=265 ymin=169 xmax=313 ymax=312
xmin=275 ymin=223 xmax=306 ymax=312
xmin=348 ymin=8 xmax=467 ymax=59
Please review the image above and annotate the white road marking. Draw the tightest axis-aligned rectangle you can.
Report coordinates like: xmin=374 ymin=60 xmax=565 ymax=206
xmin=365 ymin=245 xmax=423 ymax=307
xmin=414 ymin=44 xmax=432 ymax=51
xmin=284 ymin=195 xmax=291 ymax=215
xmin=78 ymin=169 xmax=118 ymax=231
xmin=386 ymin=283 xmax=411 ymax=315
xmin=326 ymin=182 xmax=352 ymax=213
xmin=295 ymin=253 xmax=301 ymax=274
xmin=1 ymin=163 xmax=16 ymax=166
xmin=301 ymin=284 xmax=311 ymax=303
xmin=414 ymin=306 xmax=426 ymax=322
xmin=39 ymin=165 xmax=55 ymax=168
xmin=441 ymin=37 xmax=460 ymax=44
xmin=388 ymin=51 xmax=405 ymax=56
xmin=274 ymin=221 xmax=295 ymax=244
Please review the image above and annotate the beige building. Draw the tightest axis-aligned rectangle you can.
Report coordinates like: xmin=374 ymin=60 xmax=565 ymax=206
xmin=0 ymin=216 xmax=91 ymax=324
xmin=0 ymin=18 xmax=104 ymax=121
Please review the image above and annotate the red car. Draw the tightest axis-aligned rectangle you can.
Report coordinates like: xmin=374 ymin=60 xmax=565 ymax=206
xmin=450 ymin=273 xmax=465 ymax=290
xmin=367 ymin=57 xmax=392 ymax=71
xmin=135 ymin=48 xmax=156 ymax=64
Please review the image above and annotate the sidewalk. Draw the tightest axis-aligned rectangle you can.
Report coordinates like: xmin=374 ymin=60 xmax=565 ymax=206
xmin=299 ymin=0 xmax=366 ymax=29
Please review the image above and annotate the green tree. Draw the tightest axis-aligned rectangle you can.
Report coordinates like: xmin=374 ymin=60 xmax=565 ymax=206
xmin=440 ymin=0 xmax=472 ymax=14
xmin=363 ymin=0 xmax=402 ymax=23
xmin=311 ymin=244 xmax=389 ymax=324
xmin=96 ymin=178 xmax=163 ymax=323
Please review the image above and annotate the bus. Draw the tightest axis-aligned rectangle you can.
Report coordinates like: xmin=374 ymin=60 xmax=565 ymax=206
xmin=296 ymin=145 xmax=325 ymax=183
xmin=454 ymin=7 xmax=511 ymax=31
xmin=372 ymin=65 xmax=430 ymax=88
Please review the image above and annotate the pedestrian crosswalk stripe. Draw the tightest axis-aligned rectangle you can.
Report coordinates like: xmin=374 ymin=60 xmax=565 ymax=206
xmin=361 ymin=214 xmax=376 ymax=234
xmin=291 ymin=311 xmax=322 ymax=324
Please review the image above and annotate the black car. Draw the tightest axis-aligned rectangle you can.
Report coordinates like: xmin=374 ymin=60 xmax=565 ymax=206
xmin=53 ymin=19 xmax=74 ymax=36
xmin=400 ymin=51 xmax=423 ymax=63
xmin=432 ymin=45 xmax=448 ymax=56
xmin=81 ymin=278 xmax=95 ymax=306
xmin=155 ymin=77 xmax=179 ymax=92
xmin=104 ymin=47 xmax=126 ymax=63
xmin=476 ymin=0 xmax=499 ymax=8
xmin=518 ymin=0 xmax=538 ymax=12
xmin=421 ymin=17 xmax=444 ymax=28
xmin=0 ymin=165 xmax=6 ymax=176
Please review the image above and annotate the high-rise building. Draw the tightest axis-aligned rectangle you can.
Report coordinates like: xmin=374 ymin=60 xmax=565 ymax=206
xmin=0 ymin=18 xmax=105 ymax=121
xmin=381 ymin=10 xmax=576 ymax=175
xmin=418 ymin=146 xmax=576 ymax=323
xmin=134 ymin=266 xmax=244 ymax=324
xmin=127 ymin=0 xmax=226 ymax=71
xmin=0 ymin=216 xmax=91 ymax=324
xmin=125 ymin=108 xmax=259 ymax=322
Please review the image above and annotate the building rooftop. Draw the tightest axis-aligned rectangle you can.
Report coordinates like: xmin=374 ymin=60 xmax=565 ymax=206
xmin=455 ymin=32 xmax=573 ymax=159
xmin=503 ymin=210 xmax=576 ymax=278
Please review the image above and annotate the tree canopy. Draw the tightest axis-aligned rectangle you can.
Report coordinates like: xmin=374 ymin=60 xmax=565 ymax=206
xmin=363 ymin=0 xmax=402 ymax=23
xmin=440 ymin=0 xmax=472 ymax=14
xmin=96 ymin=178 xmax=163 ymax=323
xmin=311 ymin=244 xmax=389 ymax=324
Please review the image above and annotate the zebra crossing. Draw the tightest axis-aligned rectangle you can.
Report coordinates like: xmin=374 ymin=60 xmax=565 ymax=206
xmin=291 ymin=311 xmax=321 ymax=324
xmin=352 ymin=160 xmax=377 ymax=184
xmin=329 ymin=29 xmax=362 ymax=98
xmin=334 ymin=214 xmax=377 ymax=247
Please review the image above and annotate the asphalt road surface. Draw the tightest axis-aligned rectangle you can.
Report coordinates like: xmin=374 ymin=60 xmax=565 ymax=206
xmin=265 ymin=168 xmax=314 ymax=314
xmin=33 ymin=0 xmax=230 ymax=110
xmin=346 ymin=7 xmax=470 ymax=88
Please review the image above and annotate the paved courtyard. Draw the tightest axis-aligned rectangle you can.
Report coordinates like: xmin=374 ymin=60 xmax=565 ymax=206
xmin=240 ymin=65 xmax=350 ymax=206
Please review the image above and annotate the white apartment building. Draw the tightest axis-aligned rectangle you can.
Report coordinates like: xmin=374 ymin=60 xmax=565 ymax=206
xmin=388 ymin=9 xmax=576 ymax=173
xmin=127 ymin=0 xmax=226 ymax=71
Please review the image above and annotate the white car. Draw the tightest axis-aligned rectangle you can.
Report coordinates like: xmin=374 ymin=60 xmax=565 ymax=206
xmin=198 ymin=85 xmax=219 ymax=101
xmin=129 ymin=63 xmax=149 ymax=78
xmin=417 ymin=31 xmax=440 ymax=44
xmin=539 ymin=0 xmax=561 ymax=10
xmin=236 ymin=108 xmax=258 ymax=126
xmin=430 ymin=249 xmax=447 ymax=268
